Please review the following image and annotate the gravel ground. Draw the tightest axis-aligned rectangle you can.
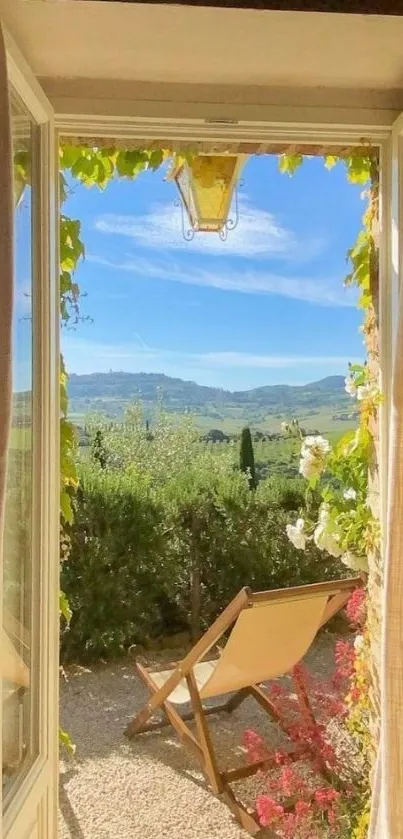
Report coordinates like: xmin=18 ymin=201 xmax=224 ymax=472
xmin=59 ymin=634 xmax=340 ymax=839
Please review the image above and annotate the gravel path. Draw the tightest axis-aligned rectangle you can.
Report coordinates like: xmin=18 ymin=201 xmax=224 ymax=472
xmin=59 ymin=635 xmax=339 ymax=839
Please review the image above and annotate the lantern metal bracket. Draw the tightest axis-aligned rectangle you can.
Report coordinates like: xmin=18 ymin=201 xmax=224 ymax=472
xmin=176 ymin=178 xmax=244 ymax=242
xmin=175 ymin=198 xmax=195 ymax=241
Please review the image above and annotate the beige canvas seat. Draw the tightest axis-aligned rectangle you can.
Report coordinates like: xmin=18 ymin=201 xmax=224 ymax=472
xmin=125 ymin=577 xmax=361 ymax=834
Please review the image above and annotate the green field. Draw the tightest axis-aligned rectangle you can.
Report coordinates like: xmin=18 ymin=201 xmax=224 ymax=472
xmin=71 ymin=407 xmax=355 ymax=437
xmin=67 ymin=371 xmax=357 ymax=436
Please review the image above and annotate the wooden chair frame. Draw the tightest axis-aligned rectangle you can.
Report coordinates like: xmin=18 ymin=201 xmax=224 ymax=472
xmin=125 ymin=577 xmax=362 ymax=834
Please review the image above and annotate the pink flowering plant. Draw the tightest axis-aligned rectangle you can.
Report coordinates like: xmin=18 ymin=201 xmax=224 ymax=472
xmin=243 ymin=589 xmax=369 ymax=838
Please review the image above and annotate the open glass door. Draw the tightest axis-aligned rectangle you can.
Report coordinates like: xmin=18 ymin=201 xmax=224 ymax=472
xmin=1 ymin=27 xmax=59 ymax=839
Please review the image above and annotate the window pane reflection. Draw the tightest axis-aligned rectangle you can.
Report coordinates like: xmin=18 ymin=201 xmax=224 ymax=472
xmin=2 ymin=91 xmax=38 ymax=802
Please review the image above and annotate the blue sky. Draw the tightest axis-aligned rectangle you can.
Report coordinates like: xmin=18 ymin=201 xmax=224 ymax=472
xmin=14 ymin=187 xmax=33 ymax=393
xmin=61 ymin=155 xmax=365 ymax=392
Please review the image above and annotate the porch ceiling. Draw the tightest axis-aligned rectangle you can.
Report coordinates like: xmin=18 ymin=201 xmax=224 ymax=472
xmin=76 ymin=0 xmax=403 ymax=12
xmin=3 ymin=0 xmax=403 ymax=93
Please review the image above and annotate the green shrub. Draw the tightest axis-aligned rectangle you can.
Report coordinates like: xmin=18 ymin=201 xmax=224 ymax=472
xmin=257 ymin=475 xmax=306 ymax=511
xmin=62 ymin=454 xmax=344 ymax=661
xmin=61 ymin=468 xmax=175 ymax=661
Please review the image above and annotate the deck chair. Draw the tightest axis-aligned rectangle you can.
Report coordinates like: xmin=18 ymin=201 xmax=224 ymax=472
xmin=125 ymin=577 xmax=362 ymax=834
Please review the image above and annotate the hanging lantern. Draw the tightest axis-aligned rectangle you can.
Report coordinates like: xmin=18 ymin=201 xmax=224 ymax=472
xmin=168 ymin=153 xmax=247 ymax=241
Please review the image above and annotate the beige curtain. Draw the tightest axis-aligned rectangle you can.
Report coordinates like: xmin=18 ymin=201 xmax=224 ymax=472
xmin=369 ymin=282 xmax=403 ymax=834
xmin=0 ymin=22 xmax=13 ymax=600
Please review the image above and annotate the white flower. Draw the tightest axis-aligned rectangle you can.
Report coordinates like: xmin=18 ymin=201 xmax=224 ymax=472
xmin=313 ymin=503 xmax=343 ymax=558
xmin=343 ymin=488 xmax=357 ymax=501
xmin=357 ymin=383 xmax=378 ymax=402
xmin=314 ymin=525 xmax=343 ymax=558
xmin=281 ymin=421 xmax=289 ymax=433
xmin=299 ymin=435 xmax=331 ymax=480
xmin=286 ymin=518 xmax=307 ymax=551
xmin=341 ymin=551 xmax=369 ymax=572
xmin=304 ymin=435 xmax=331 ymax=455
xmin=318 ymin=502 xmax=331 ymax=524
xmin=345 ymin=375 xmax=357 ymax=397
xmin=354 ymin=634 xmax=364 ymax=653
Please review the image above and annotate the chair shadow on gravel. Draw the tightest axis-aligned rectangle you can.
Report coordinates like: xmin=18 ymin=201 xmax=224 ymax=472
xmin=59 ymin=767 xmax=86 ymax=839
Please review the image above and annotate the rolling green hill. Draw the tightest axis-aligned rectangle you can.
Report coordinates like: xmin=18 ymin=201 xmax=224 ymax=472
xmin=68 ymin=371 xmax=357 ymax=434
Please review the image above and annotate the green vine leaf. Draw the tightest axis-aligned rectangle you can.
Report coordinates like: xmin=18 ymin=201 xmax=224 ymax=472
xmin=60 ymin=145 xmax=83 ymax=170
xmin=59 ymin=591 xmax=73 ymax=625
xmin=61 ymin=490 xmax=74 ymax=526
xmin=344 ymin=154 xmax=372 ymax=185
xmin=278 ymin=153 xmax=304 ymax=176
xmin=324 ymin=155 xmax=338 ymax=170
xmin=59 ymin=726 xmax=76 ymax=756
xmin=148 ymin=149 xmax=164 ymax=170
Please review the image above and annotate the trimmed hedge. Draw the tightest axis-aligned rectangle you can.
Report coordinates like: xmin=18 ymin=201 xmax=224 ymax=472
xmin=61 ymin=466 xmax=343 ymax=662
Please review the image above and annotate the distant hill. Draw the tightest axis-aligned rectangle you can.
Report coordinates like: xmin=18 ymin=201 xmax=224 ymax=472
xmin=68 ymin=371 xmax=357 ymax=434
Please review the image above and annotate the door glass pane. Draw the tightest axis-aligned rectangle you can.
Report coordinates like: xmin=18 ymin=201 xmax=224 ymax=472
xmin=2 ymin=91 xmax=38 ymax=802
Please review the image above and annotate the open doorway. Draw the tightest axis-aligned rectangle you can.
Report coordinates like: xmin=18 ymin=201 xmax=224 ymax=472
xmin=57 ymin=139 xmax=378 ymax=839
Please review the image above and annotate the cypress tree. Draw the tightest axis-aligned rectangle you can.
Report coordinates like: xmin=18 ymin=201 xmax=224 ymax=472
xmin=240 ymin=426 xmax=257 ymax=490
xmin=91 ymin=429 xmax=107 ymax=469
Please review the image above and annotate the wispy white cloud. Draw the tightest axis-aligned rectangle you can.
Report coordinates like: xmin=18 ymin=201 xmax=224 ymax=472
xmin=198 ymin=352 xmax=353 ymax=369
xmin=62 ymin=335 xmax=354 ymax=386
xmin=87 ymin=253 xmax=357 ymax=308
xmin=93 ymin=197 xmax=324 ymax=260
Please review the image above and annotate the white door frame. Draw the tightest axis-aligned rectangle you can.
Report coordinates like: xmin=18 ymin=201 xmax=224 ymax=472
xmin=2 ymin=26 xmax=401 ymax=836
xmin=1 ymin=29 xmax=59 ymax=839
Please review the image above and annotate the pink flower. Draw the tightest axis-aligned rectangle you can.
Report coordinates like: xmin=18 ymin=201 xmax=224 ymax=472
xmin=314 ymin=788 xmax=340 ymax=810
xmin=256 ymin=795 xmax=284 ymax=827
xmin=280 ymin=765 xmax=297 ymax=796
xmin=335 ymin=639 xmax=356 ymax=680
xmin=295 ymin=800 xmax=311 ymax=818
xmin=243 ymin=729 xmax=268 ymax=762
xmin=345 ymin=588 xmax=367 ymax=628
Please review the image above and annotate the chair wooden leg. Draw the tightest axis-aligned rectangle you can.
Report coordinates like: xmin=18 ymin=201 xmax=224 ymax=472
xmin=186 ymin=672 xmax=223 ymax=795
xmin=126 ymin=664 xmax=205 ymax=766
xmin=125 ymin=661 xmax=182 ymax=738
xmin=125 ymin=702 xmax=154 ymax=738
xmin=220 ymin=787 xmax=262 ymax=835
xmin=249 ymin=684 xmax=290 ymax=734
xmin=132 ymin=700 xmax=232 ymax=734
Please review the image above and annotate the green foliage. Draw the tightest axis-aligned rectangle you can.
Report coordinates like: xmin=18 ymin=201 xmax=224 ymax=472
xmin=59 ymin=726 xmax=76 ymax=756
xmin=61 ymin=415 xmax=342 ymax=661
xmin=351 ymin=800 xmax=371 ymax=839
xmin=59 ymin=590 xmax=72 ymax=626
xmin=240 ymin=426 xmax=257 ymax=489
xmin=61 ymin=469 xmax=170 ymax=660
xmin=278 ymin=153 xmax=303 ymax=176
xmin=259 ymin=474 xmax=315 ymax=513
xmin=60 ymin=215 xmax=85 ymax=326
xmin=91 ymin=429 xmax=107 ymax=469
xmin=344 ymin=153 xmax=372 ymax=185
